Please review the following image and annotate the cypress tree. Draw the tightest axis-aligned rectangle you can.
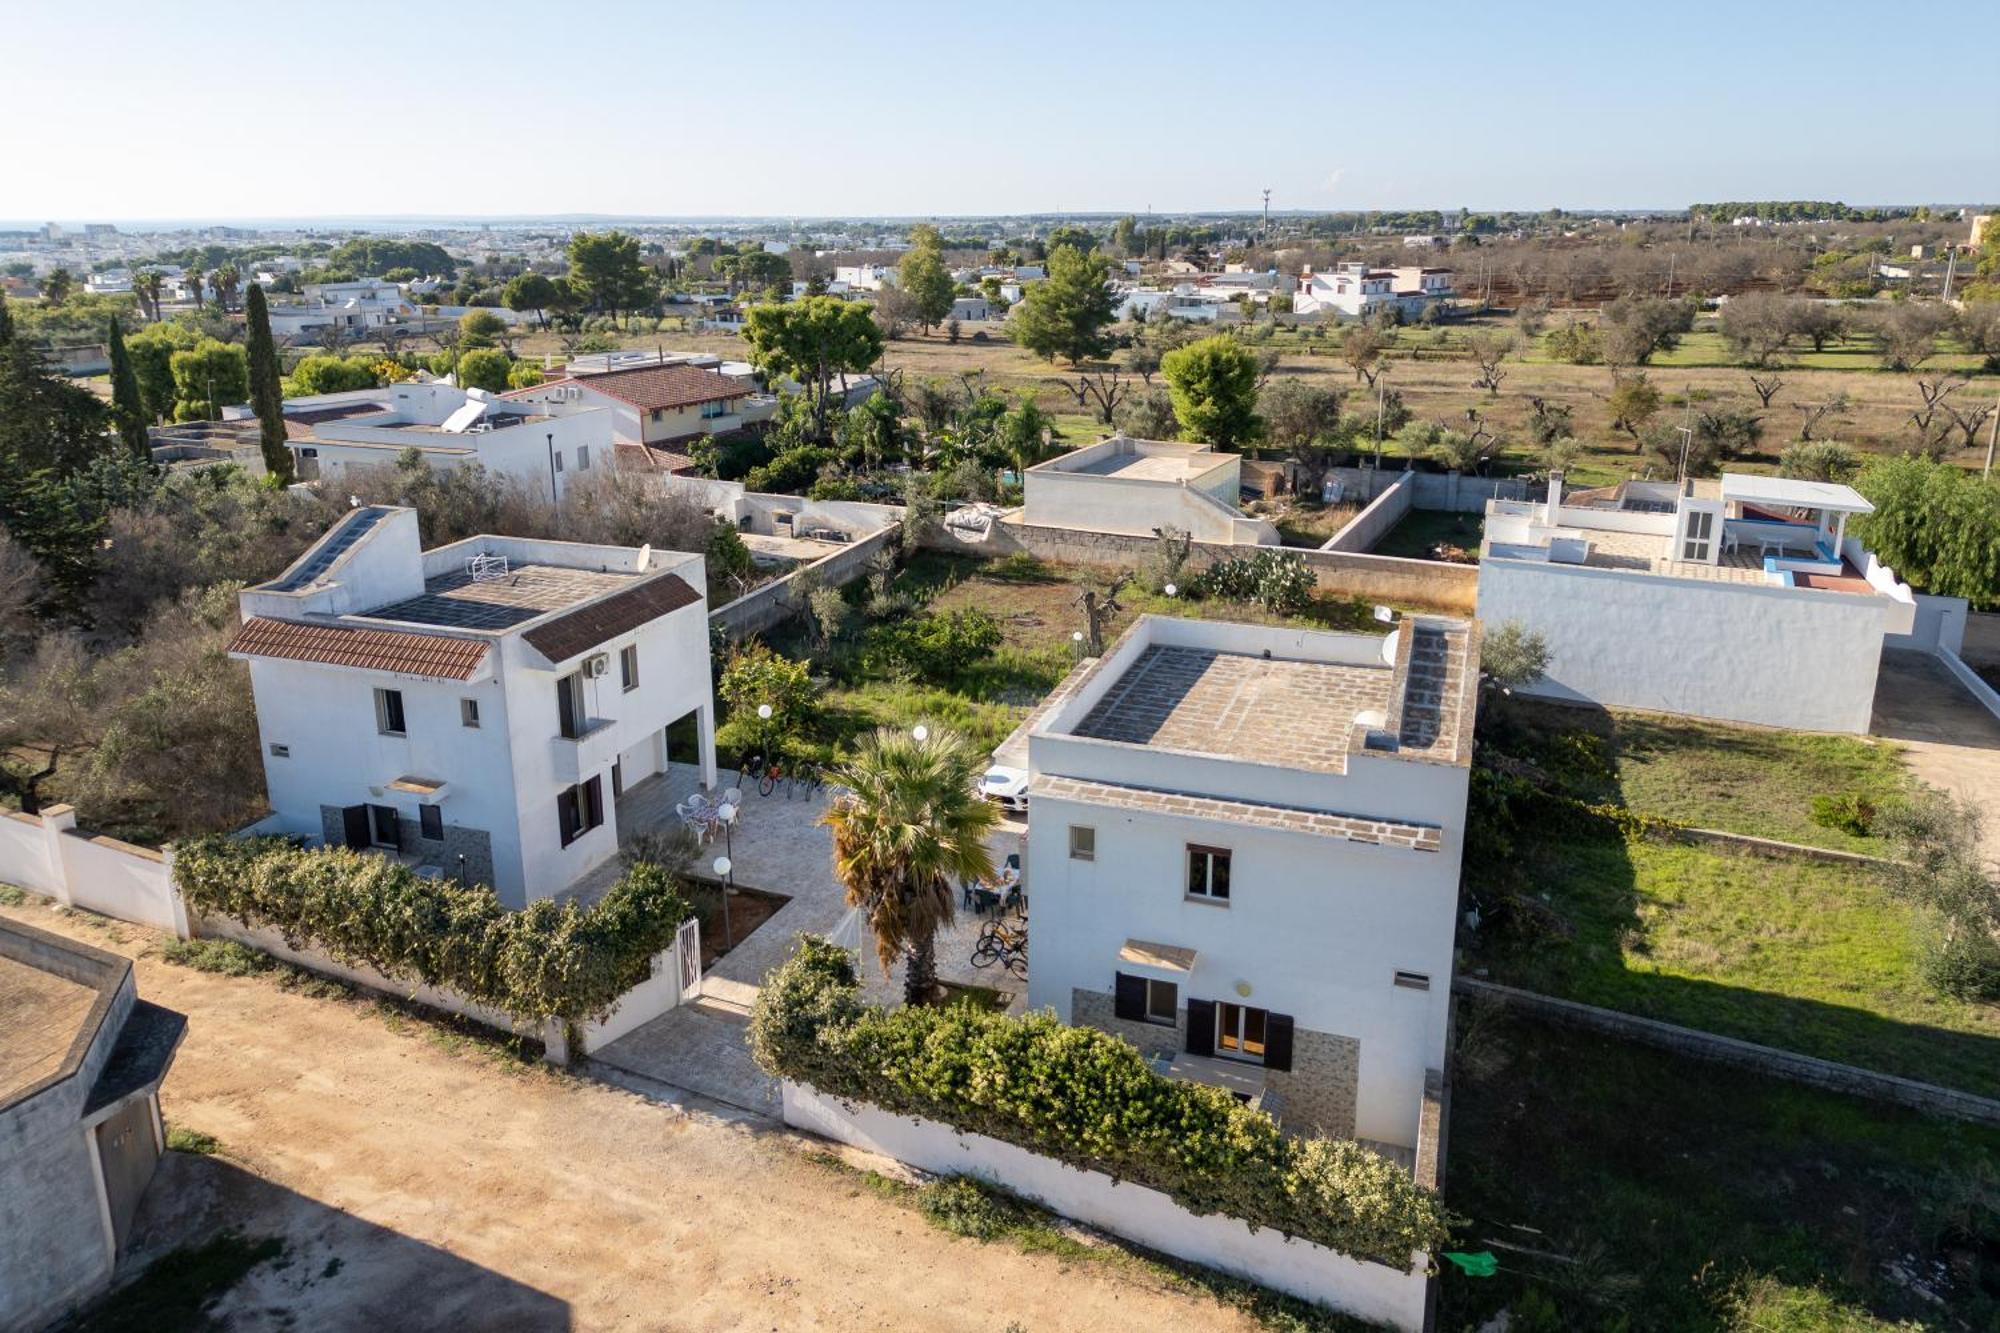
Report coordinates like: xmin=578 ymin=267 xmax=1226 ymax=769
xmin=0 ymin=290 xmax=13 ymax=343
xmin=107 ymin=317 xmax=149 ymax=460
xmin=244 ymin=284 xmax=294 ymax=483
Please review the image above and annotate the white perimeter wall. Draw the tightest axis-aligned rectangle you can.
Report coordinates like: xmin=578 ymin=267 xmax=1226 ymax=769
xmin=782 ymin=1082 xmax=1427 ymax=1332
xmin=1476 ymin=558 xmax=1896 ymax=733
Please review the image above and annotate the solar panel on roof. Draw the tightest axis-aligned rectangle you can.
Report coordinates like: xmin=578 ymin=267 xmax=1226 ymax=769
xmin=267 ymin=505 xmax=390 ymax=592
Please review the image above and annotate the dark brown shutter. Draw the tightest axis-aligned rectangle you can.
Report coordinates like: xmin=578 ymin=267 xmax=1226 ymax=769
xmin=1263 ymin=1012 xmax=1295 ymax=1072
xmin=341 ymin=804 xmax=371 ymax=850
xmin=1184 ymin=998 xmax=1215 ymax=1057
xmin=1113 ymin=972 xmax=1146 ymax=1022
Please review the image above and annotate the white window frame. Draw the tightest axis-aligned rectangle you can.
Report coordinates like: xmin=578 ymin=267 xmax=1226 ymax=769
xmin=1144 ymin=977 xmax=1177 ymax=1025
xmin=1068 ymin=825 xmax=1095 ymax=861
xmin=1186 ymin=844 xmax=1231 ymax=904
xmin=374 ymin=687 xmax=407 ymax=737
xmin=460 ymin=697 xmax=480 ymax=728
xmin=620 ymin=644 xmax=639 ymax=692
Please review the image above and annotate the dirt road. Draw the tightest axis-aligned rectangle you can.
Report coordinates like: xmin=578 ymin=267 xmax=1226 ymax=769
xmin=10 ymin=901 xmax=1258 ymax=1333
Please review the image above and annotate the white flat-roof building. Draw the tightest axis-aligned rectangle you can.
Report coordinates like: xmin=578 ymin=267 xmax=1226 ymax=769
xmin=1022 ymin=435 xmax=1278 ymax=545
xmin=228 ymin=506 xmax=717 ymax=905
xmin=276 ymin=381 xmax=616 ymax=500
xmin=1293 ymin=263 xmax=1454 ymax=320
xmin=1022 ymin=614 xmax=1479 ymax=1153
xmin=1477 ymin=473 xmax=1918 ymax=733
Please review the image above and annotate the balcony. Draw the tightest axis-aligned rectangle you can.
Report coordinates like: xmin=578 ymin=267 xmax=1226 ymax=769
xmin=550 ymin=716 xmax=621 ymax=786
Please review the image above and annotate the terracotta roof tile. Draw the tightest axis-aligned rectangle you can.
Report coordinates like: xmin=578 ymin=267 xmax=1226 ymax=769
xmin=522 ymin=574 xmax=702 ymax=664
xmin=228 ymin=617 xmax=489 ymax=680
xmin=509 ymin=364 xmax=750 ymax=412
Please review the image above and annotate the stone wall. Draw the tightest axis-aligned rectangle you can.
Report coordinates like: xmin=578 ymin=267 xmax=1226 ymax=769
xmin=318 ymin=805 xmax=495 ymax=888
xmin=930 ymin=520 xmax=1477 ymax=612
xmin=1265 ymin=1029 xmax=1360 ymax=1139
xmin=1072 ymin=988 xmax=1359 ymax=1139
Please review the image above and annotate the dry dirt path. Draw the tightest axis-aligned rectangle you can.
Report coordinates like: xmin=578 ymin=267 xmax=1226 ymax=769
xmin=7 ymin=901 xmax=1259 ymax=1333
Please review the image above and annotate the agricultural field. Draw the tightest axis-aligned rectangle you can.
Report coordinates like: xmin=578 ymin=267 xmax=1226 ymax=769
xmin=508 ymin=309 xmax=2000 ymax=495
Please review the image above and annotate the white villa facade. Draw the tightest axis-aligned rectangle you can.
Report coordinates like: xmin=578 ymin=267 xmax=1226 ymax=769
xmin=505 ymin=362 xmax=760 ymax=460
xmin=1478 ymin=473 xmax=1918 ymax=733
xmin=228 ymin=506 xmax=717 ymax=905
xmin=1022 ymin=435 xmax=1278 ymax=545
xmin=279 ymin=380 xmax=615 ymax=501
xmin=1293 ymin=264 xmax=1454 ymax=320
xmin=1023 ymin=614 xmax=1479 ymax=1152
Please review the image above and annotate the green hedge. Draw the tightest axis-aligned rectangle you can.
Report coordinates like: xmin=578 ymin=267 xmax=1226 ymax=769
xmin=750 ymin=938 xmax=1455 ymax=1269
xmin=173 ymin=836 xmax=692 ymax=1022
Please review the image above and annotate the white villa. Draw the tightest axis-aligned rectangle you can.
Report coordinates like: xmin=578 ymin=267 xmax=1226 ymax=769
xmin=273 ymin=380 xmax=616 ymax=499
xmin=1293 ymin=263 xmax=1454 ymax=321
xmin=228 ymin=506 xmax=717 ymax=905
xmin=1022 ymin=614 xmax=1479 ymax=1154
xmin=505 ymin=362 xmax=762 ymax=468
xmin=265 ymin=279 xmax=417 ymax=339
xmin=1478 ymin=473 xmax=1918 ymax=734
xmin=1022 ymin=436 xmax=1278 ymax=545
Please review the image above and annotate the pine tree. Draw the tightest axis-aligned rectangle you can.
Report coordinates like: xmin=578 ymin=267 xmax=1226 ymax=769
xmin=106 ymin=317 xmax=149 ymax=460
xmin=244 ymin=284 xmax=294 ymax=483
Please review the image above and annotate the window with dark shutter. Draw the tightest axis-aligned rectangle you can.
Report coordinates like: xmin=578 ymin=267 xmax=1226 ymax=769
xmin=557 ymin=788 xmax=581 ymax=846
xmin=1183 ymin=998 xmax=1215 ymax=1056
xmin=582 ymin=775 xmax=604 ymax=830
xmin=1113 ymin=972 xmax=1147 ymax=1022
xmin=341 ymin=804 xmax=371 ymax=850
xmin=1263 ymin=1013 xmax=1295 ymax=1072
xmin=369 ymin=804 xmax=400 ymax=849
xmin=419 ymin=804 xmax=443 ymax=841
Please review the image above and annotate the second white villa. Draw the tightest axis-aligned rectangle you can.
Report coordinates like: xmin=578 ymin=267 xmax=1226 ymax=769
xmin=228 ymin=505 xmax=718 ymax=904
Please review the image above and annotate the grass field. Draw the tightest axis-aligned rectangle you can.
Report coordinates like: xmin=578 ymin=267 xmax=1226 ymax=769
xmin=504 ymin=314 xmax=2000 ymax=490
xmin=1512 ymin=701 xmax=1915 ymax=854
xmin=1467 ymin=703 xmax=2000 ymax=1096
xmin=1442 ymin=1009 xmax=2000 ymax=1331
xmin=1368 ymin=508 xmax=1486 ymax=561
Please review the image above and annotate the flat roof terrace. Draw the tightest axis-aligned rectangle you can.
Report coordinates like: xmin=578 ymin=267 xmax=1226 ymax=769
xmin=1071 ymin=644 xmax=1395 ymax=772
xmin=366 ymin=563 xmax=637 ymax=632
xmin=1067 ymin=450 xmax=1223 ymax=482
xmin=0 ymin=953 xmax=95 ymax=1104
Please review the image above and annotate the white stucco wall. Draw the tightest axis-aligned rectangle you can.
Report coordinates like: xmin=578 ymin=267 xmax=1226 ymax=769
xmin=1476 ymin=557 xmax=1901 ymax=733
xmin=1023 ymin=791 xmax=1456 ymax=1148
xmin=782 ymin=1083 xmax=1428 ymax=1332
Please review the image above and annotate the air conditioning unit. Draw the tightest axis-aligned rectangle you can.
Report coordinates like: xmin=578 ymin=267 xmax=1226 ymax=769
xmin=582 ymin=653 xmax=611 ymax=678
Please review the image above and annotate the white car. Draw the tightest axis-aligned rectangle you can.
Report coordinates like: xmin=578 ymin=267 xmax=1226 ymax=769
xmin=978 ymin=765 xmax=1029 ymax=812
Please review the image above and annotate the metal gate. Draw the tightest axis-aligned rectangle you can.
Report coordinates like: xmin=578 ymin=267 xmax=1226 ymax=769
xmin=675 ymin=917 xmax=701 ymax=999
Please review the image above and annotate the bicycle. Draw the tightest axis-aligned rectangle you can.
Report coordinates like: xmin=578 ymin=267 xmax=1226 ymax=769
xmin=970 ymin=919 xmax=1028 ymax=980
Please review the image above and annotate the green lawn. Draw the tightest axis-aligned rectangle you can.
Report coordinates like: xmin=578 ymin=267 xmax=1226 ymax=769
xmin=1478 ymin=834 xmax=2000 ymax=1097
xmin=1466 ymin=703 xmax=2000 ymax=1095
xmin=1442 ymin=1009 xmax=2000 ymax=1331
xmin=1368 ymin=508 xmax=1486 ymax=561
xmin=1512 ymin=702 xmax=1915 ymax=854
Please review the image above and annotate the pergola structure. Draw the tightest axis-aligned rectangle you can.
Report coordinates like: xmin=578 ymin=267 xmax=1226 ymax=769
xmin=1720 ymin=473 xmax=1876 ymax=560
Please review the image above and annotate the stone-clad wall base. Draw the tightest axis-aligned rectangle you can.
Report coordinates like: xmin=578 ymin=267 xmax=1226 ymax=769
xmin=317 ymin=805 xmax=495 ymax=889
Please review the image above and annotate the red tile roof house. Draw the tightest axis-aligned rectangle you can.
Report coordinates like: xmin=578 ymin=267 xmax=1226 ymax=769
xmin=227 ymin=504 xmax=719 ymax=906
xmin=504 ymin=364 xmax=757 ymax=473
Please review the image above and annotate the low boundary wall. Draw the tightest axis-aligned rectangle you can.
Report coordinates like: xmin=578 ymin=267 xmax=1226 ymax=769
xmin=928 ymin=518 xmax=1477 ymax=612
xmin=711 ymin=523 xmax=900 ymax=642
xmin=781 ymin=1081 xmax=1430 ymax=1332
xmin=0 ymin=805 xmax=689 ymax=1066
xmin=1324 ymin=470 xmax=1416 ymax=552
xmin=1455 ymin=977 xmax=2000 ymax=1127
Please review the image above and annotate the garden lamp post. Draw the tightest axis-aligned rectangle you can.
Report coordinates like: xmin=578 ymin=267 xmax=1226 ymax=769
xmin=1163 ymin=583 xmax=1177 ymax=599
xmin=912 ymin=724 xmax=929 ymax=742
xmin=1072 ymin=629 xmax=1085 ymax=664
xmin=712 ymin=852 xmax=734 ymax=952
xmin=756 ymin=702 xmax=774 ymax=771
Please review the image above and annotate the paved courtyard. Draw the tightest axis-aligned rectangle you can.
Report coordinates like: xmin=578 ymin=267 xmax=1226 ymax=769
xmin=582 ymin=762 xmax=1027 ymax=1114
xmin=1871 ymin=649 xmax=2000 ymax=866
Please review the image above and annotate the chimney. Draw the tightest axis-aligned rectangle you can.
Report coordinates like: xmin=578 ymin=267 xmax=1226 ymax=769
xmin=1544 ymin=471 xmax=1563 ymax=525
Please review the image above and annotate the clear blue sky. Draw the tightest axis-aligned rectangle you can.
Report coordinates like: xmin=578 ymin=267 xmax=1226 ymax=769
xmin=4 ymin=0 xmax=1993 ymax=223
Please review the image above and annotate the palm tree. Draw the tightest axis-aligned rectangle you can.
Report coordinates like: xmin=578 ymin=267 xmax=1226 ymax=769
xmin=822 ymin=726 xmax=999 ymax=1006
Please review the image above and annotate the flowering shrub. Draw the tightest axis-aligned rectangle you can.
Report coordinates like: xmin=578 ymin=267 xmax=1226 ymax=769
xmin=750 ymin=938 xmax=1454 ymax=1269
xmin=173 ymin=836 xmax=691 ymax=1022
